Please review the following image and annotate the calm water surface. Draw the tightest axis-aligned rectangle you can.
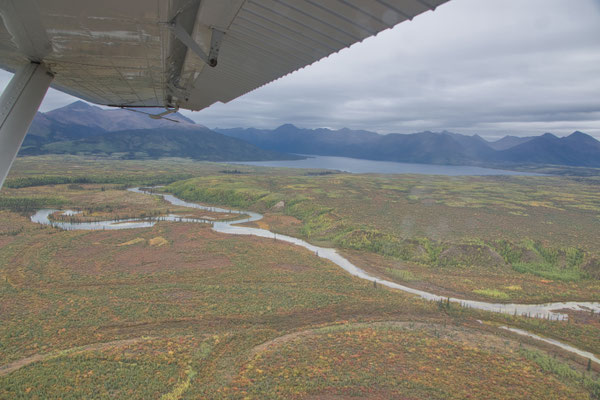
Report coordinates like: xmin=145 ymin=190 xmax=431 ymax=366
xmin=232 ymin=155 xmax=542 ymax=176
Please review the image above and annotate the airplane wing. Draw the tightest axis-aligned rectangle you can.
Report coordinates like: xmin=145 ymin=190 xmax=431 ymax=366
xmin=0 ymin=0 xmax=449 ymax=111
xmin=0 ymin=0 xmax=450 ymax=187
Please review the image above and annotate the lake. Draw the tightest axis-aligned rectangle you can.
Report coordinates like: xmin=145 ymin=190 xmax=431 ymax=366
xmin=231 ymin=155 xmax=541 ymax=176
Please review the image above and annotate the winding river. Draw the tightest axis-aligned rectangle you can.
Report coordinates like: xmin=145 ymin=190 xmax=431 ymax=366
xmin=30 ymin=187 xmax=600 ymax=362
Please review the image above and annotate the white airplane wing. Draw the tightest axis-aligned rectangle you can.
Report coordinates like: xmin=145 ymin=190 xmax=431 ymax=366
xmin=0 ymin=0 xmax=449 ymax=111
xmin=0 ymin=0 xmax=449 ymax=186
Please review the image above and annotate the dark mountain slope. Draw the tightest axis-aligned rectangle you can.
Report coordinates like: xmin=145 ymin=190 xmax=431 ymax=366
xmin=217 ymin=126 xmax=600 ymax=167
xmin=19 ymin=101 xmax=298 ymax=161
xmin=496 ymin=132 xmax=600 ymax=167
xmin=45 ymin=101 xmax=196 ymax=131
xmin=372 ymin=131 xmax=497 ymax=164
xmin=36 ymin=127 xmax=297 ymax=161
xmin=22 ymin=101 xmax=600 ymax=167
xmin=217 ymin=124 xmax=380 ymax=157
xmin=488 ymin=135 xmax=534 ymax=150
xmin=218 ymin=126 xmax=498 ymax=165
xmin=22 ymin=114 xmax=106 ymax=152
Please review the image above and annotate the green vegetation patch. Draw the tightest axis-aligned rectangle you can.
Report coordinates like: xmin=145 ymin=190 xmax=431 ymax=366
xmin=160 ymin=171 xmax=599 ymax=302
xmin=512 ymin=262 xmax=585 ymax=282
xmin=4 ymin=173 xmax=194 ymax=189
xmin=168 ymin=178 xmax=275 ymax=209
xmin=385 ymin=268 xmax=417 ymax=282
xmin=473 ymin=288 xmax=510 ymax=300
xmin=0 ymin=196 xmax=66 ymax=212
xmin=519 ymin=348 xmax=600 ymax=399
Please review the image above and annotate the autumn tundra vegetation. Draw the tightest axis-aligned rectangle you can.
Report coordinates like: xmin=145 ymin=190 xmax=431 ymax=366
xmin=0 ymin=155 xmax=599 ymax=399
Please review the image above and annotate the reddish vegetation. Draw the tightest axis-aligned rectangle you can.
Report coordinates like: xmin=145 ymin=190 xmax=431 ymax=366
xmin=55 ymin=224 xmax=232 ymax=275
xmin=273 ymin=263 xmax=313 ymax=272
xmin=240 ymin=214 xmax=302 ymax=235
xmin=1 ymin=161 xmax=599 ymax=398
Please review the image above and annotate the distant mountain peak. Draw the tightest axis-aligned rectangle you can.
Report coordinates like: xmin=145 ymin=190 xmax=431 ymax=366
xmin=487 ymin=135 xmax=535 ymax=150
xmin=541 ymin=132 xmax=558 ymax=139
xmin=58 ymin=100 xmax=99 ymax=111
xmin=217 ymin=125 xmax=600 ymax=168
xmin=569 ymin=130 xmax=593 ymax=139
xmin=564 ymin=130 xmax=600 ymax=147
xmin=276 ymin=123 xmax=299 ymax=130
xmin=67 ymin=100 xmax=89 ymax=107
xmin=23 ymin=106 xmax=299 ymax=161
xmin=43 ymin=101 xmax=195 ymax=131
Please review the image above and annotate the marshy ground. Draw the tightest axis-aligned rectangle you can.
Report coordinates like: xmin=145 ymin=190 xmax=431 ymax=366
xmin=0 ymin=156 xmax=598 ymax=398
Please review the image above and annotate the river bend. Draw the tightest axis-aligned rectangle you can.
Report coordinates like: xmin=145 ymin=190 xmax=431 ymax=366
xmin=31 ymin=187 xmax=600 ymax=323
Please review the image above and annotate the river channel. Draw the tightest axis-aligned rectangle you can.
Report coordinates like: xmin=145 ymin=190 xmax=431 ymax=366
xmin=30 ymin=187 xmax=600 ymax=363
xmin=31 ymin=187 xmax=600 ymax=322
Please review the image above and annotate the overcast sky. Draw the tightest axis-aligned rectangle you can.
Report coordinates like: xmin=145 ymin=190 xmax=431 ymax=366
xmin=1 ymin=0 xmax=599 ymax=140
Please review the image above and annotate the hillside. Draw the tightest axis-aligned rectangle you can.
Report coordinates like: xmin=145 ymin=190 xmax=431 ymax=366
xmin=216 ymin=125 xmax=600 ymax=168
xmin=20 ymin=102 xmax=299 ymax=161
xmin=488 ymin=135 xmax=533 ymax=150
xmin=44 ymin=101 xmax=196 ymax=131
xmin=496 ymin=131 xmax=600 ymax=167
xmin=21 ymin=102 xmax=600 ymax=167
xmin=36 ymin=127 xmax=292 ymax=161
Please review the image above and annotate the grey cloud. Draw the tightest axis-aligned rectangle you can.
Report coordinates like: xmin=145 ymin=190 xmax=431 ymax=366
xmin=188 ymin=0 xmax=600 ymax=138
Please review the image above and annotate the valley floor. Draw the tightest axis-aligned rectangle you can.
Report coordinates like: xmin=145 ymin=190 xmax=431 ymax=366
xmin=0 ymin=156 xmax=599 ymax=399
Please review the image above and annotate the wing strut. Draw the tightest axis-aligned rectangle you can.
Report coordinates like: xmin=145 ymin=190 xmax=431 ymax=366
xmin=168 ymin=16 xmax=225 ymax=68
xmin=0 ymin=62 xmax=53 ymax=188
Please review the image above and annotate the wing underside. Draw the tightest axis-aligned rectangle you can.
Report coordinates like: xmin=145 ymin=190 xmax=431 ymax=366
xmin=0 ymin=0 xmax=449 ymax=111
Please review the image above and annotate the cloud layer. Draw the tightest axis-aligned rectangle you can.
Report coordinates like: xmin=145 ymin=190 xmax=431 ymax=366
xmin=189 ymin=0 xmax=600 ymax=139
xmin=1 ymin=0 xmax=599 ymax=139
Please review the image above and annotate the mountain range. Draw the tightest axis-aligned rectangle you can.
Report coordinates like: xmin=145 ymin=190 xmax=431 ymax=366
xmin=21 ymin=102 xmax=298 ymax=161
xmin=20 ymin=101 xmax=600 ymax=169
xmin=216 ymin=125 xmax=600 ymax=168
